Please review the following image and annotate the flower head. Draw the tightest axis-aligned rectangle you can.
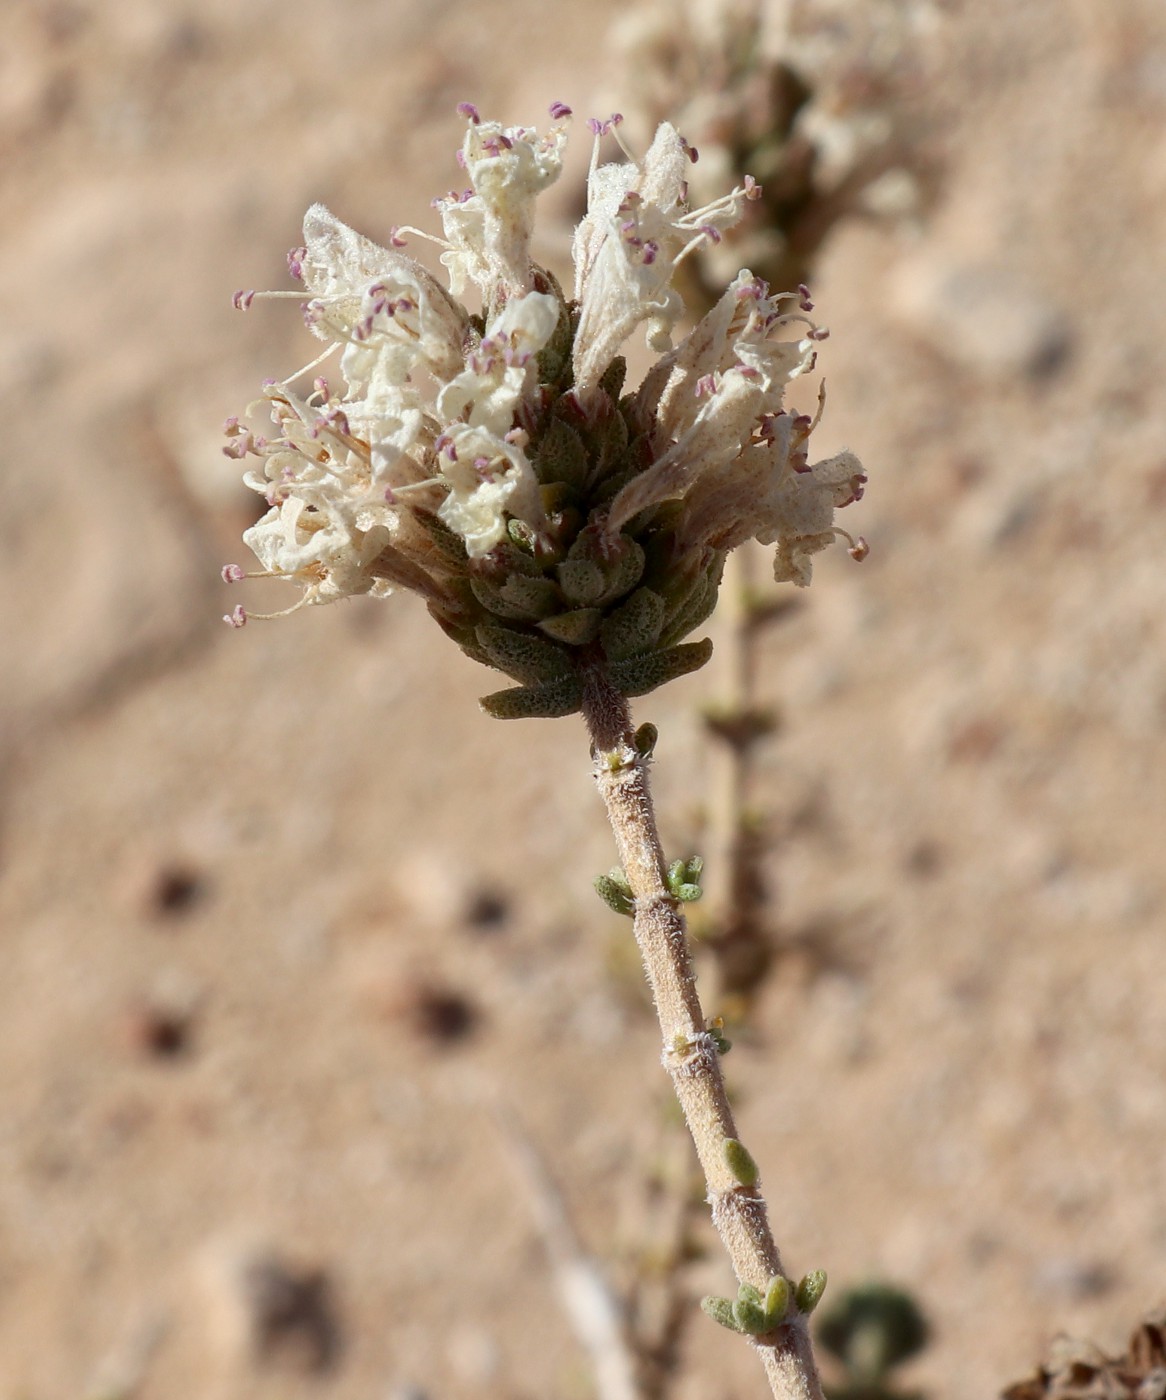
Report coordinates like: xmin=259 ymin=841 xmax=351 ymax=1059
xmin=223 ymin=103 xmax=866 ymax=715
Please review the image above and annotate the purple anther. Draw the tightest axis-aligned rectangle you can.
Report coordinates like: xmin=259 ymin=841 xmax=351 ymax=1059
xmin=610 ymin=112 xmax=624 ymax=126
xmin=221 ymin=439 xmax=247 ymax=460
xmin=809 ymin=326 xmax=830 ymax=341
xmin=586 ymin=117 xmax=605 ymax=136
xmin=497 ymin=133 xmax=513 ymax=150
xmin=681 ymin=138 xmax=699 ymax=163
xmin=224 ymin=605 xmax=247 ymax=628
xmin=549 ymin=101 xmax=572 ymax=120
xmin=221 ymin=564 xmax=246 ymax=583
xmin=232 ymin=289 xmax=256 ymax=311
xmin=694 ymin=374 xmax=716 ymax=398
xmin=798 ymin=283 xmax=814 ymax=311
xmin=744 ymin=175 xmax=762 ymax=201
xmin=849 ymin=537 xmax=870 ymax=562
xmin=641 ymin=241 xmax=659 ymax=265
xmin=699 ymin=224 xmax=722 ymax=243
xmin=223 ymin=416 xmax=242 ymax=434
xmin=287 ymin=246 xmax=307 ymax=279
xmin=455 ymin=149 xmax=467 ymax=168
xmin=456 ymin=101 xmax=481 ymax=124
xmin=389 ymin=226 xmax=407 ymax=248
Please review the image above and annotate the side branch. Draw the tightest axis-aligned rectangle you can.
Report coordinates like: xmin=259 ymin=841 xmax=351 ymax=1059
xmin=579 ymin=662 xmax=824 ymax=1400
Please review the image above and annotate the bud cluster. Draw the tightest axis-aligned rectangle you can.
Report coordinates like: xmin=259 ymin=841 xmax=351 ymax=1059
xmin=223 ymin=104 xmax=865 ymax=717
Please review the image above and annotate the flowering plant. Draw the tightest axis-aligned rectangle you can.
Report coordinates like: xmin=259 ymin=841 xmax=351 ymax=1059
xmin=222 ymin=103 xmax=867 ymax=1400
xmin=224 ymin=103 xmax=865 ymax=720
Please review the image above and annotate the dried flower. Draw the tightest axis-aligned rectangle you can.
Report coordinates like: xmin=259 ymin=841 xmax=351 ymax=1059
xmin=223 ymin=104 xmax=865 ymax=717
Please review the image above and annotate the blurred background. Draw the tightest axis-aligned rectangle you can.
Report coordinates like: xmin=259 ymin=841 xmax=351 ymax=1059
xmin=2 ymin=0 xmax=1165 ymax=1397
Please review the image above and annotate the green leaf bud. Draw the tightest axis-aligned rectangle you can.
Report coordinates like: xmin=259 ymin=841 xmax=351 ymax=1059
xmin=595 ymin=869 xmax=635 ymax=917
xmin=764 ymin=1276 xmax=791 ymax=1325
xmin=795 ymin=1269 xmax=828 ymax=1316
xmin=738 ymin=1283 xmax=764 ymax=1307
xmin=723 ymin=1138 xmax=760 ymax=1188
xmin=701 ymin=1296 xmax=742 ymax=1333
xmin=633 ymin=722 xmax=658 ymax=758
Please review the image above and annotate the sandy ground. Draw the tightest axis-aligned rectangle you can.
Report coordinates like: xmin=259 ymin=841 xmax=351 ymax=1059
xmin=2 ymin=1 xmax=1166 ymax=1397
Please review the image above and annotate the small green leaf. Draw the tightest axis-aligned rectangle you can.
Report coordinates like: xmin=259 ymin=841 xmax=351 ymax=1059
xmin=732 ymin=1297 xmax=769 ymax=1335
xmin=595 ymin=869 xmax=635 ymax=917
xmin=737 ymin=1283 xmax=764 ymax=1307
xmin=795 ymin=1269 xmax=828 ymax=1315
xmin=701 ymin=1295 xmax=742 ymax=1333
xmin=666 ymin=856 xmax=704 ymax=902
xmin=723 ymin=1138 xmax=759 ymax=1188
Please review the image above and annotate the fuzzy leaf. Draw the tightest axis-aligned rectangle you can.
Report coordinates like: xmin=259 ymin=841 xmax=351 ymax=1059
xmin=600 ymin=588 xmax=666 ymax=662
xmin=538 ymin=608 xmax=602 ymax=645
xmin=478 ymin=675 xmax=584 ymax=720
xmin=557 ymin=559 xmax=606 ymax=607
xmin=475 ymin=624 xmax=572 ymax=684
xmin=595 ymin=869 xmax=635 ymax=917
xmin=532 ymin=418 xmax=590 ymax=494
xmin=497 ymin=574 xmax=561 ymax=620
xmin=610 ymin=638 xmax=714 ymax=698
xmin=724 ymin=1138 xmax=759 ymax=1188
xmin=795 ymin=1270 xmax=828 ymax=1316
xmin=411 ymin=508 xmax=469 ymax=571
xmin=764 ymin=1276 xmax=791 ymax=1326
xmin=702 ymin=1296 xmax=742 ymax=1333
xmin=633 ymin=722 xmax=658 ymax=758
xmin=732 ymin=1297 xmax=769 ymax=1335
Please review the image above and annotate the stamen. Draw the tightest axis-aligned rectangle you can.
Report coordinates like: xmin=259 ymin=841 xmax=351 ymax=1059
xmin=223 ymin=605 xmax=247 ymax=628
xmin=456 ymin=101 xmax=481 ymax=125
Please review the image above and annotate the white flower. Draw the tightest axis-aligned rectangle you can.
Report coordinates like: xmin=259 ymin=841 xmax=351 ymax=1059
xmin=436 ymin=291 xmax=560 ymax=435
xmin=759 ymin=448 xmax=868 ymax=586
xmin=224 ymin=102 xmax=866 ymax=644
xmin=436 ymin=424 xmax=543 ymax=557
xmin=571 ymin=120 xmax=749 ymax=398
xmin=607 ymin=273 xmax=816 ymax=532
xmin=437 ymin=106 xmax=569 ymax=299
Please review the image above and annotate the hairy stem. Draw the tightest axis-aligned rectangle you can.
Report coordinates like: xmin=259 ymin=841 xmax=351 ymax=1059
xmin=580 ymin=660 xmax=824 ymax=1400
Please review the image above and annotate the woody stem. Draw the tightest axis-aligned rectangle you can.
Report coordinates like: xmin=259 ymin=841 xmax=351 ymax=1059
xmin=579 ymin=660 xmax=823 ymax=1400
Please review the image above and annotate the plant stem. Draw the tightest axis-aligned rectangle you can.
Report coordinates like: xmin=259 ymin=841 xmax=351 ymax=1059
xmin=580 ymin=659 xmax=824 ymax=1400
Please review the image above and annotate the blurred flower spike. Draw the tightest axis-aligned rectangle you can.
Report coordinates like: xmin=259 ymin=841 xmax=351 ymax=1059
xmin=223 ymin=104 xmax=866 ymax=718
